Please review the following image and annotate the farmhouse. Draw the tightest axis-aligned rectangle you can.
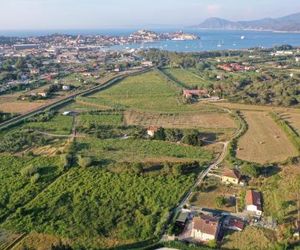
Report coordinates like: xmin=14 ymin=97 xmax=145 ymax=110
xmin=191 ymin=214 xmax=221 ymax=242
xmin=37 ymin=92 xmax=48 ymax=98
xmin=218 ymin=63 xmax=255 ymax=72
xmin=245 ymin=190 xmax=262 ymax=216
xmin=183 ymin=89 xmax=209 ymax=99
xmin=221 ymin=168 xmax=242 ymax=185
xmin=147 ymin=126 xmax=159 ymax=137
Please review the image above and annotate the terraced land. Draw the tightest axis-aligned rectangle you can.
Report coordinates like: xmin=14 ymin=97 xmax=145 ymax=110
xmin=237 ymin=111 xmax=298 ymax=164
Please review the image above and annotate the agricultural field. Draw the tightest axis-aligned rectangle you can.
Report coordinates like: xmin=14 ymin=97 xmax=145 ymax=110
xmin=161 ymin=68 xmax=210 ymax=88
xmin=3 ymin=166 xmax=197 ymax=249
xmin=22 ymin=114 xmax=74 ymax=135
xmin=237 ymin=111 xmax=298 ymax=164
xmin=0 ymin=154 xmax=63 ymax=221
xmin=76 ymin=136 xmax=213 ymax=164
xmin=280 ymin=112 xmax=300 ymax=134
xmin=85 ymin=70 xmax=223 ymax=113
xmin=0 ymin=95 xmax=50 ymax=114
xmin=124 ymin=110 xmax=236 ymax=130
xmin=78 ymin=112 xmax=124 ymax=128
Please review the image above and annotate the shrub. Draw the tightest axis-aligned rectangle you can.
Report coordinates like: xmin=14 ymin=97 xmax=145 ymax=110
xmin=78 ymin=156 xmax=93 ymax=168
xmin=20 ymin=165 xmax=39 ymax=177
xmin=30 ymin=173 xmax=40 ymax=184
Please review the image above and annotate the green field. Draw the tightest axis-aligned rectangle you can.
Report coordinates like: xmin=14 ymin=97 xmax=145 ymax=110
xmin=162 ymin=68 xmax=210 ymax=88
xmin=3 ymin=167 xmax=196 ymax=249
xmin=0 ymin=154 xmax=63 ymax=221
xmin=80 ymin=70 xmax=225 ymax=113
xmin=77 ymin=136 xmax=213 ymax=164
xmin=23 ymin=115 xmax=74 ymax=135
xmin=78 ymin=112 xmax=124 ymax=128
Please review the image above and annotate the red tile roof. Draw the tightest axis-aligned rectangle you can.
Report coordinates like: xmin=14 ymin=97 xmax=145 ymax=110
xmin=192 ymin=214 xmax=220 ymax=236
xmin=222 ymin=168 xmax=241 ymax=180
xmin=246 ymin=190 xmax=262 ymax=211
xmin=228 ymin=218 xmax=245 ymax=230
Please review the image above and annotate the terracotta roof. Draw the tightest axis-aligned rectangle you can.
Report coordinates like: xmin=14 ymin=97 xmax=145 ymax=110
xmin=228 ymin=218 xmax=245 ymax=230
xmin=147 ymin=126 xmax=159 ymax=132
xmin=183 ymin=89 xmax=208 ymax=96
xmin=192 ymin=214 xmax=220 ymax=236
xmin=222 ymin=168 xmax=241 ymax=180
xmin=246 ymin=190 xmax=262 ymax=211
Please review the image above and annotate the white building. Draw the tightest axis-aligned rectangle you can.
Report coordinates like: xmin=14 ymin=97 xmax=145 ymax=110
xmin=246 ymin=190 xmax=262 ymax=216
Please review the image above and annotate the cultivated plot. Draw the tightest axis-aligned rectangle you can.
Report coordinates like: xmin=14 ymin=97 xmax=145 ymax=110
xmin=124 ymin=110 xmax=236 ymax=130
xmin=237 ymin=111 xmax=298 ymax=164
xmin=161 ymin=68 xmax=208 ymax=88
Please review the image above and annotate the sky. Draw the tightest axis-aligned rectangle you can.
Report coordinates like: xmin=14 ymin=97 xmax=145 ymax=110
xmin=0 ymin=0 xmax=300 ymax=30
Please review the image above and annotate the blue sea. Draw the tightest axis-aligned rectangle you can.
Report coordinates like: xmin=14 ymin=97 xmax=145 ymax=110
xmin=1 ymin=28 xmax=300 ymax=52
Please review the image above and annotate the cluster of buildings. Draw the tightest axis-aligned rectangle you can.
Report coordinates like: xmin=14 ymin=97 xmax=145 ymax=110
xmin=129 ymin=30 xmax=199 ymax=43
xmin=218 ymin=63 xmax=256 ymax=72
xmin=182 ymin=89 xmax=220 ymax=101
xmin=176 ymin=188 xmax=262 ymax=244
xmin=173 ymin=166 xmax=265 ymax=246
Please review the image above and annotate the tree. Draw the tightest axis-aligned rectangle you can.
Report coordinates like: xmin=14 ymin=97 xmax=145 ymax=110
xmin=165 ymin=129 xmax=183 ymax=142
xmin=154 ymin=127 xmax=166 ymax=141
xmin=182 ymin=130 xmax=203 ymax=146
xmin=20 ymin=165 xmax=39 ymax=177
xmin=215 ymin=196 xmax=226 ymax=208
xmin=132 ymin=163 xmax=143 ymax=175
xmin=240 ymin=163 xmax=259 ymax=178
xmin=78 ymin=156 xmax=93 ymax=168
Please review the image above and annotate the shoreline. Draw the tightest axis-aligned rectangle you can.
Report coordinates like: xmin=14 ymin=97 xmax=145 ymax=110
xmin=191 ymin=27 xmax=300 ymax=34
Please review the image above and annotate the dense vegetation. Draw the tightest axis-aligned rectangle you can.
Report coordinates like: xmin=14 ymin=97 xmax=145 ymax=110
xmin=141 ymin=49 xmax=300 ymax=107
xmin=0 ymin=155 xmax=63 ymax=221
xmin=3 ymin=166 xmax=197 ymax=249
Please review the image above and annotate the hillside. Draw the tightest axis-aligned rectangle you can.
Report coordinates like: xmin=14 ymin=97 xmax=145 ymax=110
xmin=194 ymin=12 xmax=300 ymax=32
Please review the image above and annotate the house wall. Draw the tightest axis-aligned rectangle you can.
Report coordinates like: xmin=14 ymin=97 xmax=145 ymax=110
xmin=192 ymin=229 xmax=215 ymax=241
xmin=221 ymin=176 xmax=238 ymax=185
xmin=246 ymin=205 xmax=262 ymax=215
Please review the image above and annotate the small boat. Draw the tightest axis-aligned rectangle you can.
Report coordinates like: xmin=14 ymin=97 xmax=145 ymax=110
xmin=241 ymin=36 xmax=245 ymax=40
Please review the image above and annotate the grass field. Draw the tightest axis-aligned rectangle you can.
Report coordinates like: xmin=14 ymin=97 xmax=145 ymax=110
xmin=3 ymin=167 xmax=196 ymax=249
xmin=78 ymin=112 xmax=124 ymax=128
xmin=161 ymin=68 xmax=209 ymax=88
xmin=23 ymin=115 xmax=74 ymax=135
xmin=190 ymin=178 xmax=238 ymax=213
xmin=86 ymin=70 xmax=221 ymax=113
xmin=77 ymin=137 xmax=213 ymax=164
xmin=124 ymin=110 xmax=236 ymax=130
xmin=237 ymin=111 xmax=298 ymax=164
xmin=222 ymin=227 xmax=277 ymax=250
xmin=251 ymin=164 xmax=300 ymax=224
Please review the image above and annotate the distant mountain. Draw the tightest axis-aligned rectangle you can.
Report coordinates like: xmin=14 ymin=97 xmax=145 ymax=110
xmin=193 ymin=12 xmax=300 ymax=32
